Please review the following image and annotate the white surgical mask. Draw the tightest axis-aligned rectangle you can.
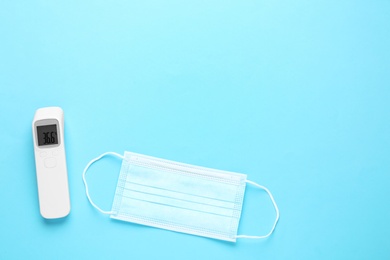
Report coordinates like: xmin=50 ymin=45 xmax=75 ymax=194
xmin=82 ymin=151 xmax=279 ymax=242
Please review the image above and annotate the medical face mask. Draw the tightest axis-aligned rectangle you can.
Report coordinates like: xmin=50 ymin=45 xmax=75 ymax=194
xmin=82 ymin=151 xmax=279 ymax=242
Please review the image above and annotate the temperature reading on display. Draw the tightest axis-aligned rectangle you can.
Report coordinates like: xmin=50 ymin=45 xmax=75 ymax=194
xmin=37 ymin=124 xmax=59 ymax=146
xmin=43 ymin=132 xmax=57 ymax=144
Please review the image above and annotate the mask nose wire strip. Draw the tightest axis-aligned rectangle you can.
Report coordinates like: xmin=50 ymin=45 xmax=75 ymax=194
xmin=82 ymin=152 xmax=124 ymax=215
xmin=236 ymin=180 xmax=280 ymax=239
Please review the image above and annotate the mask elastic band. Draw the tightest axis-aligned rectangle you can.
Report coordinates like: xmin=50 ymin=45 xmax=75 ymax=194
xmin=82 ymin=152 xmax=124 ymax=215
xmin=236 ymin=180 xmax=280 ymax=239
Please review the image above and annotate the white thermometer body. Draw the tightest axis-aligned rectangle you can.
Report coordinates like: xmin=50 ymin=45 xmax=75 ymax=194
xmin=32 ymin=107 xmax=70 ymax=219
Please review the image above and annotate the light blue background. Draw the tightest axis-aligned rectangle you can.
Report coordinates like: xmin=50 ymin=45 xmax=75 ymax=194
xmin=1 ymin=1 xmax=389 ymax=259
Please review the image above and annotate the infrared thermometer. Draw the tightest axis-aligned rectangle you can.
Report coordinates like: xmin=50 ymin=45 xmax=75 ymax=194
xmin=32 ymin=107 xmax=70 ymax=219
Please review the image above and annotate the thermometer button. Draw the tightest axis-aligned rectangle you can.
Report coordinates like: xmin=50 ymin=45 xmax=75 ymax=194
xmin=44 ymin=157 xmax=57 ymax=168
xmin=40 ymin=151 xmax=47 ymax=157
xmin=52 ymin=149 xmax=59 ymax=156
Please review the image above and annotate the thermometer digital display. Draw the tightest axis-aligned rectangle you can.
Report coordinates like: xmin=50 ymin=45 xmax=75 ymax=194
xmin=37 ymin=124 xmax=58 ymax=146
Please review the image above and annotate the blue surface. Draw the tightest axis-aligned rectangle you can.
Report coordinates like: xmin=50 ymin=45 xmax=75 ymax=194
xmin=1 ymin=1 xmax=389 ymax=259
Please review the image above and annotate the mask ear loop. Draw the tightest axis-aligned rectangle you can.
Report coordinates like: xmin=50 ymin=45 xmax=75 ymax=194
xmin=82 ymin=152 xmax=124 ymax=215
xmin=236 ymin=180 xmax=280 ymax=239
